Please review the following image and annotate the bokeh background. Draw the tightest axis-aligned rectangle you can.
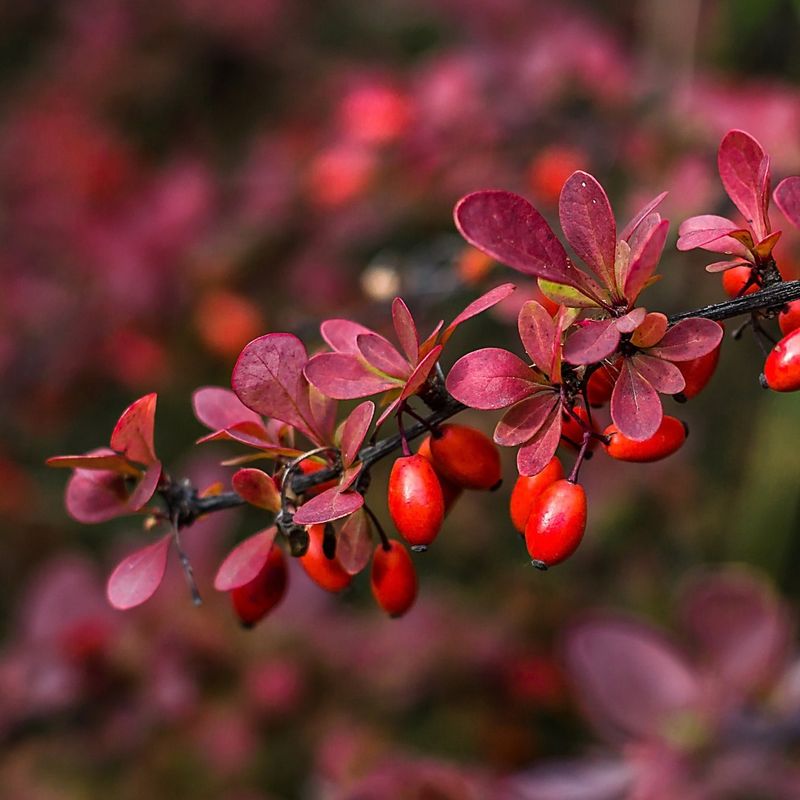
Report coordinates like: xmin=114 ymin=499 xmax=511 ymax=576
xmin=3 ymin=0 xmax=800 ymax=797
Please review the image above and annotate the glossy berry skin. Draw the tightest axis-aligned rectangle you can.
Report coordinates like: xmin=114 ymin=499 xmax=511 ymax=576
xmin=231 ymin=545 xmax=288 ymax=628
xmin=388 ymin=455 xmax=445 ymax=548
xmin=428 ymin=424 xmax=502 ymax=490
xmin=764 ymin=328 xmax=800 ymax=392
xmin=417 ymin=436 xmax=462 ymax=513
xmin=779 ymin=301 xmax=800 ymax=336
xmin=560 ymin=407 xmax=597 ymax=451
xmin=370 ymin=540 xmax=418 ymax=617
xmin=674 ymin=339 xmax=722 ymax=399
xmin=721 ymin=265 xmax=758 ymax=299
xmin=586 ymin=365 xmax=616 ymax=407
xmin=509 ymin=456 xmax=564 ymax=534
xmin=299 ymin=524 xmax=352 ymax=592
xmin=524 ymin=480 xmax=587 ymax=568
xmin=603 ymin=416 xmax=686 ymax=462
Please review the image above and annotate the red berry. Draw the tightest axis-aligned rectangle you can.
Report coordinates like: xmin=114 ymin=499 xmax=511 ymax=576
xmin=674 ymin=337 xmax=722 ymax=399
xmin=779 ymin=301 xmax=800 ymax=336
xmin=231 ymin=545 xmax=288 ymax=627
xmin=560 ymin=407 xmax=597 ymax=451
xmin=721 ymin=265 xmax=758 ymax=299
xmin=417 ymin=436 xmax=462 ymax=513
xmin=428 ymin=424 xmax=502 ymax=490
xmin=586 ymin=364 xmax=616 ymax=407
xmin=299 ymin=524 xmax=352 ymax=592
xmin=509 ymin=456 xmax=564 ymax=534
xmin=603 ymin=416 xmax=687 ymax=462
xmin=370 ymin=540 xmax=418 ymax=617
xmin=764 ymin=328 xmax=800 ymax=392
xmin=524 ymin=480 xmax=587 ymax=568
xmin=387 ymin=454 xmax=445 ymax=549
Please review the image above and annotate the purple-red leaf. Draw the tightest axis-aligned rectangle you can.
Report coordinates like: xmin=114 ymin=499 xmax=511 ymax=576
xmin=774 ymin=176 xmax=800 ymax=229
xmin=647 ymin=318 xmax=723 ymax=362
xmin=192 ymin=386 xmax=264 ymax=432
xmin=441 ymin=283 xmax=517 ymax=345
xmin=676 ymin=215 xmax=750 ymax=255
xmin=320 ymin=318 xmax=374 ymax=354
xmin=559 ymin=171 xmax=617 ymax=292
xmin=339 ymin=464 xmax=362 ymax=492
xmin=494 ymin=392 xmax=560 ymax=447
xmin=611 ymin=360 xmax=663 ymax=441
xmin=446 ymin=348 xmax=537 ymax=410
xmin=518 ymin=300 xmax=557 ymax=376
xmin=516 ymin=406 xmax=562 ymax=476
xmin=631 ymin=312 xmax=668 ymax=349
xmin=392 ymin=298 xmax=419 ymax=364
xmin=65 ymin=465 xmax=130 ymax=524
xmin=106 ymin=534 xmax=172 ymax=610
xmin=110 ymin=393 xmax=158 ymax=466
xmin=374 ymin=345 xmax=443 ymax=427
xmin=614 ymin=307 xmax=647 ymax=334
xmin=563 ymin=616 xmax=700 ymax=742
xmin=232 ymin=468 xmax=281 ymax=512
xmin=47 ymin=453 xmax=141 ymax=477
xmin=304 ymin=353 xmax=400 ymax=400
xmin=630 ymin=355 xmax=685 ymax=395
xmin=505 ymin=759 xmax=632 ymax=800
xmin=232 ymin=333 xmax=319 ymax=442
xmin=704 ymin=258 xmax=751 ymax=273
xmin=623 ymin=218 xmax=669 ymax=301
xmin=620 ymin=191 xmax=668 ymax=241
xmin=127 ymin=461 xmax=162 ymax=511
xmin=356 ymin=333 xmax=410 ymax=378
xmin=213 ymin=528 xmax=278 ymax=591
xmin=718 ymin=129 xmax=771 ymax=242
xmin=293 ymin=486 xmax=364 ymax=525
xmin=337 ymin=509 xmax=373 ymax=575
xmin=197 ymin=421 xmax=297 ymax=453
xmin=339 ymin=401 xmax=374 ymax=468
xmin=563 ymin=318 xmax=621 ymax=365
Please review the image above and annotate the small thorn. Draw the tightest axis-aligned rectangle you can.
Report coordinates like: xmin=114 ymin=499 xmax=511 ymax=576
xmin=531 ymin=559 xmax=549 ymax=571
xmin=411 ymin=544 xmax=428 ymax=553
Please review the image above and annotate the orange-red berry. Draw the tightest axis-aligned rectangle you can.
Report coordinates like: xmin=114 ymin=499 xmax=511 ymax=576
xmin=779 ymin=301 xmax=800 ymax=336
xmin=524 ymin=480 xmax=587 ymax=568
xmin=509 ymin=456 xmax=564 ymax=534
xmin=560 ymin=407 xmax=598 ymax=451
xmin=764 ymin=328 xmax=800 ymax=392
xmin=603 ymin=416 xmax=687 ymax=462
xmin=417 ymin=435 xmax=463 ymax=513
xmin=370 ymin=540 xmax=418 ymax=617
xmin=299 ymin=524 xmax=352 ymax=592
xmin=721 ymin=265 xmax=758 ymax=299
xmin=586 ymin=365 xmax=616 ymax=407
xmin=387 ymin=454 xmax=445 ymax=549
xmin=231 ymin=545 xmax=288 ymax=627
xmin=428 ymin=424 xmax=502 ymax=490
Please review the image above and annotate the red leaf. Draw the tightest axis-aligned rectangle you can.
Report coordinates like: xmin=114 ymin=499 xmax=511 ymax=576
xmin=192 ymin=386 xmax=264 ymax=432
xmin=718 ymin=129 xmax=771 ymax=242
xmin=309 ymin=385 xmax=338 ymax=444
xmin=337 ymin=508 xmax=373 ymax=575
xmin=516 ymin=405 xmax=562 ymax=476
xmin=630 ymin=355 xmax=685 ymax=395
xmin=374 ymin=345 xmax=443 ymax=427
xmin=518 ymin=300 xmax=557 ymax=376
xmin=128 ymin=461 xmax=162 ymax=511
xmin=647 ymin=318 xmax=723 ymax=362
xmin=630 ymin=312 xmax=668 ymax=348
xmin=47 ymin=453 xmax=141 ymax=477
xmin=110 ymin=393 xmax=158 ymax=466
xmin=494 ymin=392 xmax=560 ymax=447
xmin=232 ymin=468 xmax=281 ymax=512
xmin=446 ymin=348 xmax=537 ymax=410
xmin=505 ymin=759 xmax=633 ymax=800
xmin=339 ymin=401 xmax=374 ymax=467
xmin=304 ymin=353 xmax=400 ymax=400
xmin=564 ymin=617 xmax=700 ymax=742
xmin=293 ymin=486 xmax=364 ymax=525
xmin=774 ymin=176 xmax=800 ymax=230
xmin=614 ymin=307 xmax=647 ymax=334
xmin=197 ymin=421 xmax=298 ymax=453
xmin=704 ymin=258 xmax=751 ymax=274
xmin=213 ymin=528 xmax=277 ymax=591
xmin=320 ymin=318 xmax=374 ymax=353
xmin=441 ymin=283 xmax=517 ymax=345
xmin=392 ymin=298 xmax=419 ymax=364
xmin=339 ymin=464 xmax=362 ymax=492
xmin=232 ymin=333 xmax=320 ymax=443
xmin=610 ymin=360 xmax=662 ymax=441
xmin=559 ymin=171 xmax=617 ymax=293
xmin=620 ymin=191 xmax=668 ymax=241
xmin=676 ymin=215 xmax=750 ymax=255
xmin=106 ymin=534 xmax=172 ymax=610
xmin=454 ymin=191 xmax=603 ymax=299
xmin=623 ymin=218 xmax=669 ymax=302
xmin=356 ymin=333 xmax=410 ymax=378
xmin=563 ymin=318 xmax=620 ymax=366
xmin=66 ymin=465 xmax=129 ymax=524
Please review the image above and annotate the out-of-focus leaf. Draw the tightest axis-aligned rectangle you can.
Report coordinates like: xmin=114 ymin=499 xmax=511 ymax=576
xmin=293 ymin=486 xmax=364 ymax=525
xmin=774 ymin=176 xmax=800 ymax=229
xmin=232 ymin=468 xmax=281 ymax=512
xmin=304 ymin=352 xmax=400 ymax=400
xmin=339 ymin=401 xmax=374 ymax=467
xmin=494 ymin=392 xmax=559 ymax=447
xmin=320 ymin=318 xmax=374 ymax=353
xmin=631 ymin=312 xmax=668 ymax=348
xmin=110 ymin=393 xmax=158 ymax=465
xmin=559 ymin=171 xmax=617 ymax=294
xmin=213 ymin=528 xmax=277 ymax=591
xmin=518 ymin=300 xmax=557 ymax=376
xmin=192 ymin=386 xmax=264 ymax=431
xmin=620 ymin=191 xmax=668 ymax=241
xmin=106 ymin=534 xmax=172 ymax=610
xmin=65 ymin=464 xmax=129 ymax=524
xmin=676 ymin=215 xmax=750 ymax=255
xmin=337 ymin=508 xmax=373 ymax=575
xmin=718 ymin=129 xmax=771 ymax=241
xmin=503 ymin=759 xmax=633 ymax=800
xmin=357 ymin=333 xmax=410 ymax=378
xmin=647 ymin=319 xmax=723 ymax=362
xmin=446 ymin=348 xmax=537 ymax=410
xmin=563 ymin=616 xmax=700 ymax=743
xmin=516 ymin=406 xmax=562 ymax=476
xmin=46 ymin=453 xmax=141 ymax=477
xmin=623 ymin=218 xmax=669 ymax=301
xmin=611 ymin=360 xmax=662 ymax=441
xmin=563 ymin=319 xmax=620 ymax=365
xmin=127 ymin=461 xmax=161 ymax=510
xmin=630 ymin=355 xmax=685 ymax=395
xmin=392 ymin=297 xmax=419 ymax=363
xmin=441 ymin=283 xmax=517 ymax=344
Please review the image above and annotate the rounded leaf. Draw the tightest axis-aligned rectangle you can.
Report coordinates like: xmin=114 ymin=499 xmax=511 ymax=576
xmin=110 ymin=393 xmax=158 ymax=466
xmin=192 ymin=386 xmax=264 ymax=432
xmin=610 ymin=360 xmax=663 ymax=441
xmin=106 ymin=534 xmax=172 ymax=610
xmin=293 ymin=486 xmax=364 ymax=525
xmin=232 ymin=468 xmax=281 ymax=512
xmin=214 ymin=528 xmax=278 ymax=591
xmin=446 ymin=348 xmax=537 ymax=410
